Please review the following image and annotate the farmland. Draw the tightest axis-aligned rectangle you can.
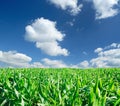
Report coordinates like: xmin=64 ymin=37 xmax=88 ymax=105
xmin=0 ymin=68 xmax=120 ymax=106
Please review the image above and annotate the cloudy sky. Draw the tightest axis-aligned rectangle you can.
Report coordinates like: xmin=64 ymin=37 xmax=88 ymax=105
xmin=0 ymin=0 xmax=120 ymax=68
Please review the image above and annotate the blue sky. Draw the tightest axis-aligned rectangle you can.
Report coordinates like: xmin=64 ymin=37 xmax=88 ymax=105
xmin=0 ymin=0 xmax=120 ymax=68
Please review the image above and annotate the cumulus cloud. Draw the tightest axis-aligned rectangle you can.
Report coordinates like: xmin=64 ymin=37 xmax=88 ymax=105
xmin=25 ymin=17 xmax=69 ymax=56
xmin=105 ymin=43 xmax=120 ymax=49
xmin=0 ymin=51 xmax=32 ymax=67
xmin=90 ymin=43 xmax=120 ymax=67
xmin=93 ymin=0 xmax=119 ymax=19
xmin=110 ymin=43 xmax=118 ymax=48
xmin=42 ymin=58 xmax=67 ymax=68
xmin=0 ymin=50 xmax=47 ymax=68
xmin=30 ymin=62 xmax=45 ymax=68
xmin=78 ymin=60 xmax=89 ymax=68
xmin=0 ymin=50 xmax=89 ymax=68
xmin=2 ymin=43 xmax=120 ymax=68
xmin=48 ymin=0 xmax=83 ymax=15
xmin=94 ymin=48 xmax=103 ymax=53
xmin=69 ymin=60 xmax=89 ymax=68
xmin=36 ymin=42 xmax=68 ymax=56
xmin=0 ymin=50 xmax=67 ymax=68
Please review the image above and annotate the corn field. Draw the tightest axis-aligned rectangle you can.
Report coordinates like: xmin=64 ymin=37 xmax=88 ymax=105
xmin=0 ymin=68 xmax=120 ymax=106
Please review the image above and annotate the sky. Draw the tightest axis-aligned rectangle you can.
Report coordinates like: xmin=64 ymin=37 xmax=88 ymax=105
xmin=0 ymin=0 xmax=120 ymax=68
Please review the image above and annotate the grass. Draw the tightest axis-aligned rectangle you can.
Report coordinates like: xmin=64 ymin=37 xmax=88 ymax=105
xmin=0 ymin=68 xmax=120 ymax=106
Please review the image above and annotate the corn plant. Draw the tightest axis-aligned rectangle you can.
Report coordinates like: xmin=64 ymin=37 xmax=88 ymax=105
xmin=0 ymin=68 xmax=120 ymax=106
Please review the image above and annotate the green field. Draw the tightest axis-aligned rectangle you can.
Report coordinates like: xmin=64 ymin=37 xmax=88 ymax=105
xmin=0 ymin=68 xmax=120 ymax=106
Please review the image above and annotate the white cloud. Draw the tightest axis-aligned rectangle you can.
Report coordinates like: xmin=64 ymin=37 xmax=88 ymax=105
xmin=48 ymin=0 xmax=83 ymax=15
xmin=90 ymin=57 xmax=108 ymax=67
xmin=0 ymin=50 xmax=60 ymax=68
xmin=69 ymin=64 xmax=78 ymax=68
xmin=42 ymin=58 xmax=67 ymax=68
xmin=94 ymin=47 xmax=103 ymax=53
xmin=93 ymin=0 xmax=119 ymax=19
xmin=69 ymin=60 xmax=89 ymax=68
xmin=90 ymin=43 xmax=120 ymax=67
xmin=0 ymin=50 xmax=89 ymax=68
xmin=2 ymin=43 xmax=120 ymax=68
xmin=110 ymin=43 xmax=118 ymax=48
xmin=0 ymin=51 xmax=32 ymax=67
xmin=0 ymin=50 xmax=46 ymax=68
xmin=36 ymin=42 xmax=68 ymax=56
xmin=78 ymin=60 xmax=89 ymax=68
xmin=105 ymin=43 xmax=120 ymax=49
xmin=25 ymin=17 xmax=69 ymax=56
xmin=33 ymin=42 xmax=120 ymax=68
xmin=30 ymin=62 xmax=45 ymax=68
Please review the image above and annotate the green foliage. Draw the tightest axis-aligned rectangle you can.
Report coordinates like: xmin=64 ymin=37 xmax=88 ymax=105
xmin=0 ymin=68 xmax=120 ymax=106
